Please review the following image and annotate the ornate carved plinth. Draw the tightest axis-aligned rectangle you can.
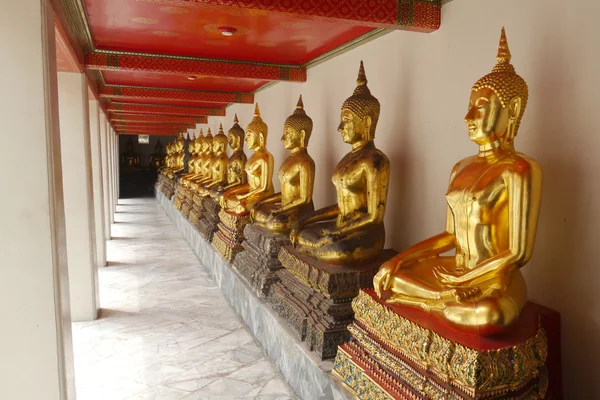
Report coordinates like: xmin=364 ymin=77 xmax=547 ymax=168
xmin=156 ymin=175 xmax=176 ymax=199
xmin=269 ymin=246 xmax=397 ymax=360
xmin=197 ymin=197 xmax=221 ymax=241
xmin=333 ymin=290 xmax=562 ymax=400
xmin=188 ymin=194 xmax=205 ymax=226
xmin=232 ymin=225 xmax=290 ymax=297
xmin=212 ymin=209 xmax=250 ymax=263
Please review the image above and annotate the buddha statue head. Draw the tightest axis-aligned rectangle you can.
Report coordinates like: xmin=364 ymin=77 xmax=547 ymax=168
xmin=204 ymin=127 xmax=214 ymax=155
xmin=283 ymin=95 xmax=313 ymax=151
xmin=338 ymin=61 xmax=380 ymax=146
xmin=213 ymin=123 xmax=228 ymax=154
xmin=228 ymin=114 xmax=245 ymax=151
xmin=176 ymin=136 xmax=185 ymax=152
xmin=246 ymin=104 xmax=268 ymax=151
xmin=466 ymin=28 xmax=528 ymax=149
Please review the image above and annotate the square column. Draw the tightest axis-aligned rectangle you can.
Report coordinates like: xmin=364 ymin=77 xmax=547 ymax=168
xmin=99 ymin=113 xmax=111 ymax=239
xmin=89 ymin=100 xmax=107 ymax=267
xmin=0 ymin=0 xmax=75 ymax=398
xmin=57 ymin=72 xmax=99 ymax=321
xmin=107 ymin=125 xmax=115 ymax=223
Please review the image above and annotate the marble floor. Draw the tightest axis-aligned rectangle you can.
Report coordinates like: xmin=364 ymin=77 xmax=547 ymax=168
xmin=72 ymin=198 xmax=296 ymax=400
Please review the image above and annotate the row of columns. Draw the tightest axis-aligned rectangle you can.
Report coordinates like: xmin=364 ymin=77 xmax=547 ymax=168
xmin=0 ymin=1 xmax=121 ymax=398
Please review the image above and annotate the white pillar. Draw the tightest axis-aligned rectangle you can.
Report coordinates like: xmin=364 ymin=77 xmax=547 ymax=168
xmin=0 ymin=0 xmax=75 ymax=398
xmin=57 ymin=72 xmax=99 ymax=321
xmin=100 ymin=113 xmax=111 ymax=239
xmin=108 ymin=126 xmax=115 ymax=223
xmin=89 ymin=100 xmax=107 ymax=267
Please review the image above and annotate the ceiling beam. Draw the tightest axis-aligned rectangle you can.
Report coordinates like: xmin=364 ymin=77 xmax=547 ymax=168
xmin=117 ymin=129 xmax=181 ymax=136
xmin=107 ymin=103 xmax=226 ymax=117
xmin=112 ymin=122 xmax=195 ymax=130
xmin=100 ymin=86 xmax=253 ymax=104
xmin=109 ymin=114 xmax=207 ymax=124
xmin=86 ymin=52 xmax=307 ymax=82
xmin=132 ymin=0 xmax=441 ymax=32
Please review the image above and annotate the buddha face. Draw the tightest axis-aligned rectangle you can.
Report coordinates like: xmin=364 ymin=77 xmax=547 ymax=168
xmin=338 ymin=108 xmax=371 ymax=144
xmin=245 ymin=130 xmax=261 ymax=150
xmin=465 ymin=88 xmax=510 ymax=145
xmin=282 ymin=125 xmax=302 ymax=150
xmin=213 ymin=138 xmax=225 ymax=154
xmin=201 ymin=140 xmax=210 ymax=154
xmin=228 ymin=132 xmax=239 ymax=150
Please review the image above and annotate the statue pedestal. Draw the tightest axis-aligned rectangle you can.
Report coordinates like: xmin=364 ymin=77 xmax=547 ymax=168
xmin=269 ymin=246 xmax=397 ymax=360
xmin=173 ymin=185 xmax=193 ymax=218
xmin=197 ymin=197 xmax=221 ymax=241
xmin=156 ymin=174 xmax=176 ymax=199
xmin=333 ymin=290 xmax=562 ymax=400
xmin=188 ymin=194 xmax=205 ymax=226
xmin=212 ymin=209 xmax=250 ymax=263
xmin=232 ymin=225 xmax=290 ymax=297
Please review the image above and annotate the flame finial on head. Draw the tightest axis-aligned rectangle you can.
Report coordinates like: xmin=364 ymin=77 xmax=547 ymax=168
xmin=254 ymin=103 xmax=261 ymax=117
xmin=356 ymin=60 xmax=367 ymax=87
xmin=234 ymin=113 xmax=239 ymax=124
xmin=496 ymin=27 xmax=511 ymax=65
xmin=296 ymin=94 xmax=304 ymax=110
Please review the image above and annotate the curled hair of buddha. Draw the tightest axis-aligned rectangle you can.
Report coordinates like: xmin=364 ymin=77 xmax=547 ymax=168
xmin=285 ymin=95 xmax=313 ymax=143
xmin=472 ymin=27 xmax=529 ymax=135
xmin=214 ymin=123 xmax=228 ymax=145
xmin=342 ymin=61 xmax=381 ymax=138
xmin=228 ymin=113 xmax=245 ymax=143
xmin=247 ymin=103 xmax=268 ymax=139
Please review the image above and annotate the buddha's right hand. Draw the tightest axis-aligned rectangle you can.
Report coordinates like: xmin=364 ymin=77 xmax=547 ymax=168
xmin=374 ymin=260 xmax=398 ymax=298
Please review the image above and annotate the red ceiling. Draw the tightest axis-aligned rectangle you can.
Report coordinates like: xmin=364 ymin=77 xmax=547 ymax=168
xmin=84 ymin=0 xmax=373 ymax=64
xmin=110 ymin=97 xmax=226 ymax=108
xmin=103 ymin=70 xmax=269 ymax=92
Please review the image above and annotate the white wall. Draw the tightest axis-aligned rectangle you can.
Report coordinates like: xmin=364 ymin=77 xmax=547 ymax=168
xmin=206 ymin=0 xmax=600 ymax=395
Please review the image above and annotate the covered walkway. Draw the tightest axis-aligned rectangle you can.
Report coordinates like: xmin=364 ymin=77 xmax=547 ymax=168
xmin=72 ymin=198 xmax=294 ymax=400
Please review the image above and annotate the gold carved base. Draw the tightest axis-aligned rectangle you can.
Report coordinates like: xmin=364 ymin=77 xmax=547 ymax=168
xmin=332 ymin=290 xmax=560 ymax=400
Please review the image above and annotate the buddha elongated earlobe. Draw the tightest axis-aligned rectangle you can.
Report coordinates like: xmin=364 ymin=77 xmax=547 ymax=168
xmin=300 ymin=130 xmax=306 ymax=148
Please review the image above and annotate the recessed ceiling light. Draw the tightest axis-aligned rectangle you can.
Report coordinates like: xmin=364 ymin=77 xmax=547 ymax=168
xmin=187 ymin=76 xmax=196 ymax=81
xmin=218 ymin=26 xmax=237 ymax=36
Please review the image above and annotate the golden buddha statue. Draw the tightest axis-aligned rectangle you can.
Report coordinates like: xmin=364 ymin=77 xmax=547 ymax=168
xmin=179 ymin=137 xmax=200 ymax=186
xmin=190 ymin=128 xmax=214 ymax=191
xmin=166 ymin=136 xmax=185 ymax=178
xmin=196 ymin=123 xmax=229 ymax=195
xmin=149 ymin=139 xmax=165 ymax=170
xmin=209 ymin=114 xmax=248 ymax=198
xmin=289 ymin=62 xmax=390 ymax=265
xmin=120 ymin=136 xmax=141 ymax=168
xmin=159 ymin=141 xmax=173 ymax=175
xmin=373 ymin=28 xmax=542 ymax=335
xmin=251 ymin=95 xmax=315 ymax=233
xmin=220 ymin=104 xmax=274 ymax=214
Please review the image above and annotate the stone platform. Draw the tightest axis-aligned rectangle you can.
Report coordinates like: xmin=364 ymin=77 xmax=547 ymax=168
xmin=270 ymin=247 xmax=397 ymax=360
xmin=156 ymin=189 xmax=352 ymax=400
xmin=197 ymin=197 xmax=221 ymax=242
xmin=333 ymin=290 xmax=562 ymax=400
xmin=232 ymin=224 xmax=290 ymax=297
